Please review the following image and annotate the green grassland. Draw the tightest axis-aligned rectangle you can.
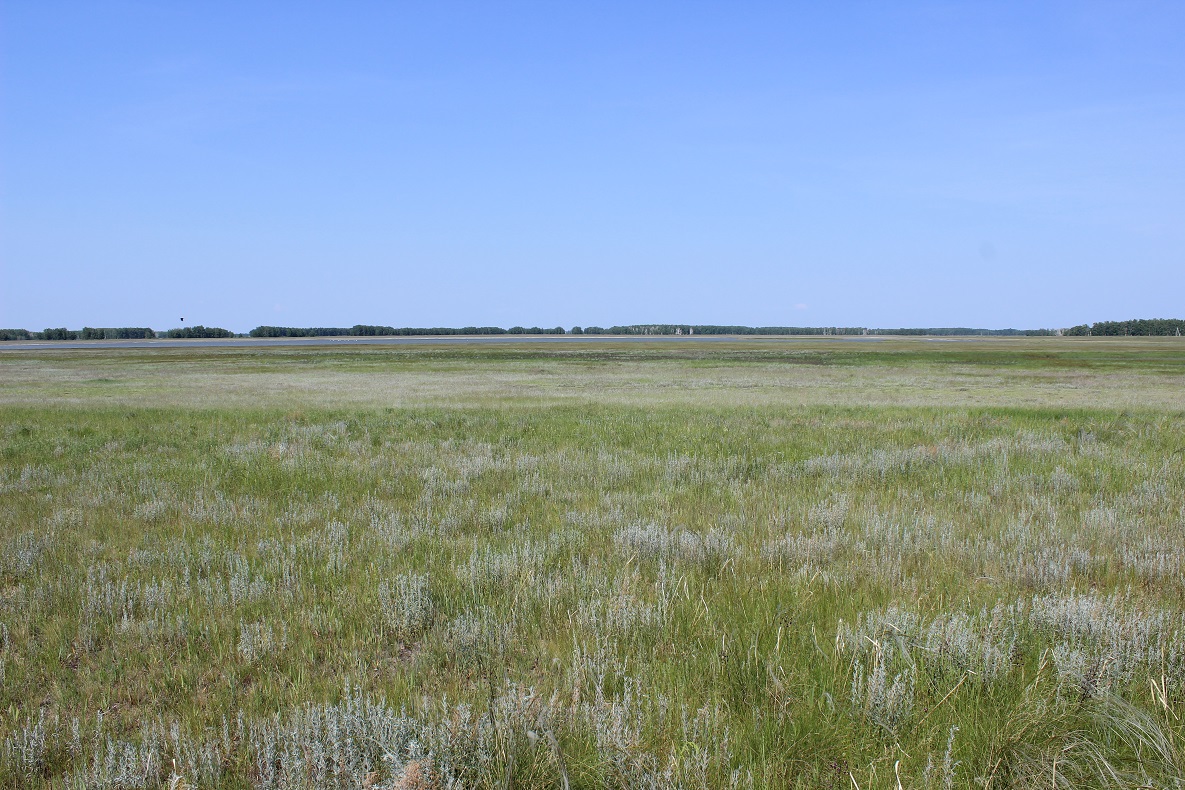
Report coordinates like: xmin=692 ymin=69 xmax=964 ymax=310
xmin=1 ymin=338 xmax=1183 ymax=788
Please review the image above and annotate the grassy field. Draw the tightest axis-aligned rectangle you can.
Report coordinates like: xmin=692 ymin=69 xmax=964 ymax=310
xmin=1 ymin=338 xmax=1183 ymax=788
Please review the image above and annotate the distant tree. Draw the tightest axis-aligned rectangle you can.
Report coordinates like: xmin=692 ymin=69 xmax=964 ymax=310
xmin=570 ymin=326 xmax=583 ymax=335
xmin=508 ymin=326 xmax=526 ymax=334
xmin=165 ymin=325 xmax=232 ymax=339
xmin=40 ymin=328 xmax=77 ymax=340
xmin=77 ymin=327 xmax=155 ymax=340
xmin=1092 ymin=318 xmax=1185 ymax=336
xmin=1060 ymin=319 xmax=1184 ymax=337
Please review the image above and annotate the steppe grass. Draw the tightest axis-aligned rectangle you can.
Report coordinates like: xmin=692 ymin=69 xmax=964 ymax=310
xmin=0 ymin=339 xmax=1183 ymax=788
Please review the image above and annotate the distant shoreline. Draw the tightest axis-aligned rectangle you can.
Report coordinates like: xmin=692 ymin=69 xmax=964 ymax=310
xmin=1 ymin=333 xmax=1175 ymax=351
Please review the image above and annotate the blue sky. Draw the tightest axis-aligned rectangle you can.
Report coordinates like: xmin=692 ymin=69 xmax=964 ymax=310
xmin=2 ymin=2 xmax=1183 ymax=331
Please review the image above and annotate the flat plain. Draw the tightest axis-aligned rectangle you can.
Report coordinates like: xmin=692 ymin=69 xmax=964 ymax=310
xmin=1 ymin=338 xmax=1183 ymax=788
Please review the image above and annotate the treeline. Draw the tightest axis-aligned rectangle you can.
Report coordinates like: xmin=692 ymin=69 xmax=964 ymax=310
xmin=163 ymin=326 xmax=235 ymax=339
xmin=576 ymin=325 xmax=866 ymax=335
xmin=6 ymin=319 xmax=1183 ymax=341
xmin=241 ymin=321 xmax=1183 ymax=338
xmin=1064 ymin=318 xmax=1185 ymax=336
xmin=0 ymin=326 xmax=234 ymax=340
xmin=249 ymin=325 xmax=566 ymax=337
xmin=0 ymin=327 xmax=156 ymax=341
xmin=870 ymin=327 xmax=1057 ymax=336
xmin=250 ymin=324 xmax=867 ymax=337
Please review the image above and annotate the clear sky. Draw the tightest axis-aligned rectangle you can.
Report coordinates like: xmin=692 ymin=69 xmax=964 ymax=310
xmin=3 ymin=2 xmax=1183 ymax=332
